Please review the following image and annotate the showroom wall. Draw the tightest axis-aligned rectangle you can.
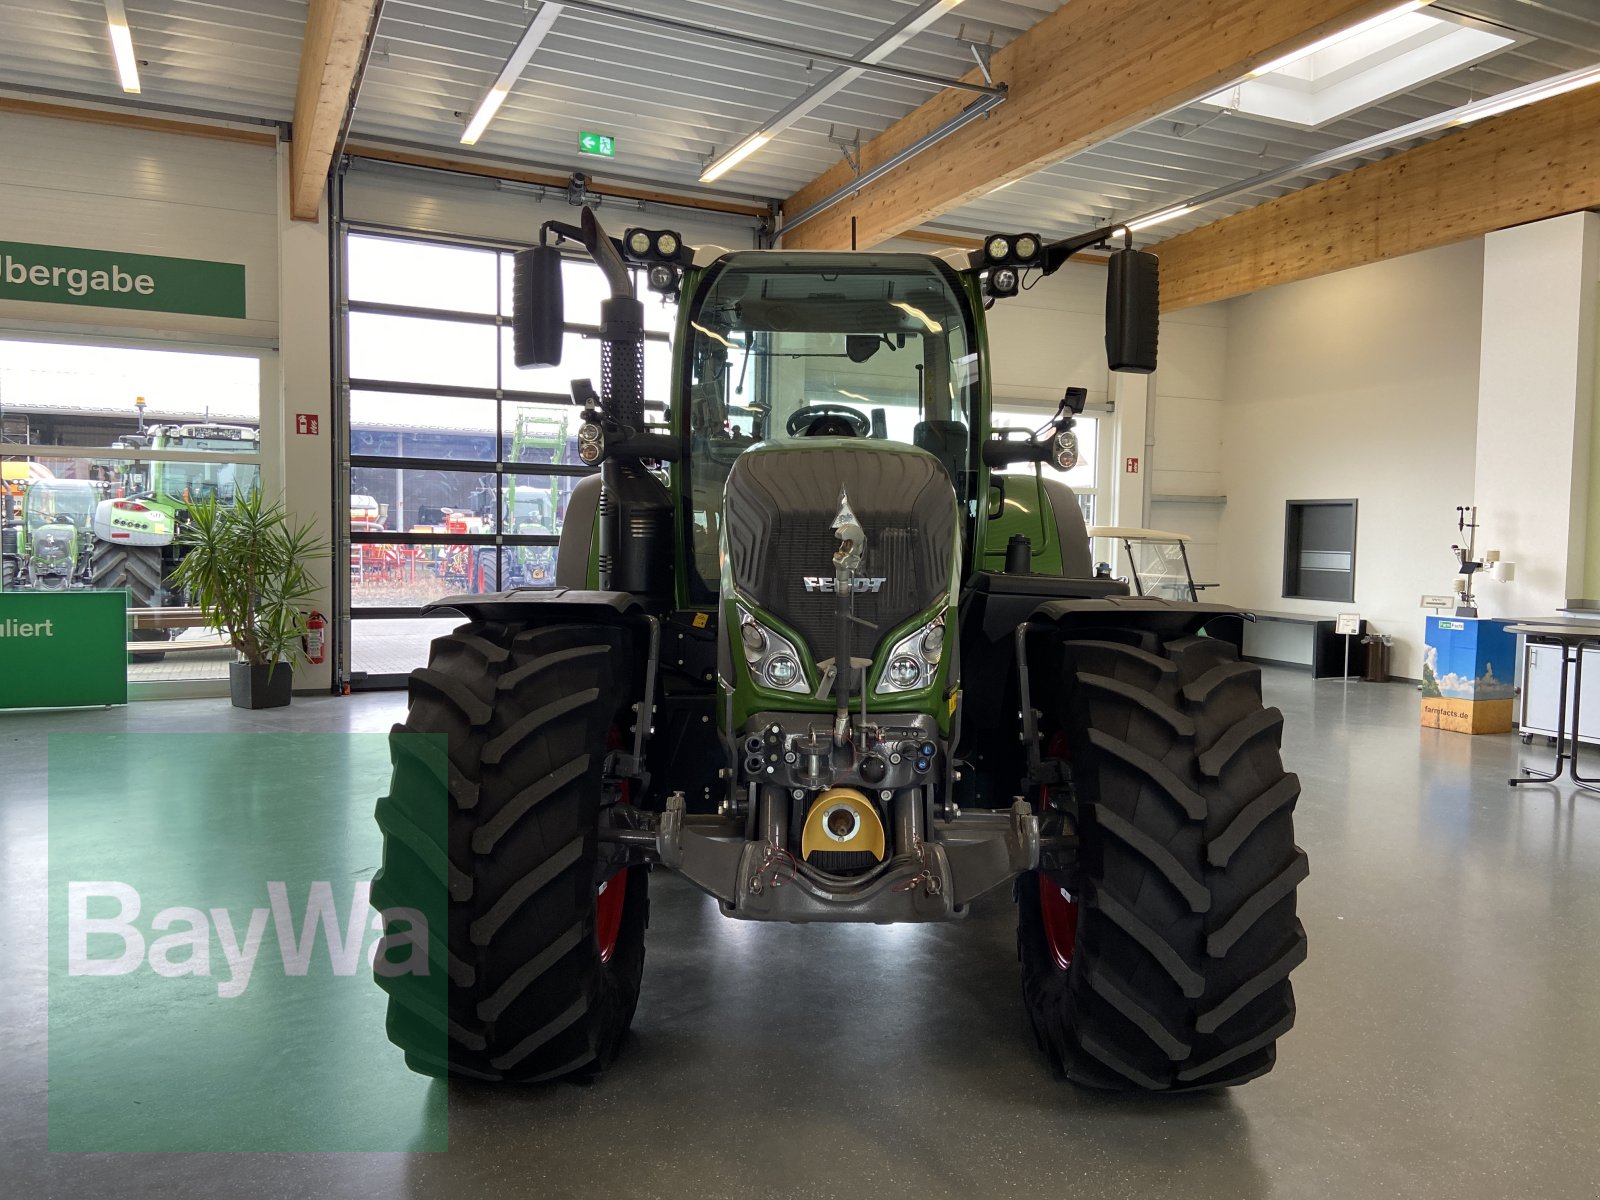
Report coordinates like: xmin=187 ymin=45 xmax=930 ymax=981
xmin=0 ymin=111 xmax=280 ymax=343
xmin=1209 ymin=239 xmax=1487 ymax=680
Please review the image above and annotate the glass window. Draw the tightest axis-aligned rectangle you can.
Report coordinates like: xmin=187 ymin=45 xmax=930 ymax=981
xmin=350 ymin=391 xmax=498 ymax=462
xmin=348 ymin=313 xmax=498 ymax=390
xmin=679 ymin=252 xmax=980 ymax=599
xmin=3 ymin=449 xmax=262 ymax=684
xmin=0 ymin=338 xmax=260 ymax=450
xmin=342 ymin=231 xmax=627 ymax=682
xmin=348 ymin=234 xmax=498 ymax=314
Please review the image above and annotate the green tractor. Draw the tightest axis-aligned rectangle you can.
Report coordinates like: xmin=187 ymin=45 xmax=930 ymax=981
xmin=91 ymin=423 xmax=261 ymax=653
xmin=371 ymin=211 xmax=1308 ymax=1092
xmin=1 ymin=479 xmax=103 ymax=590
xmin=463 ymin=411 xmax=569 ymax=593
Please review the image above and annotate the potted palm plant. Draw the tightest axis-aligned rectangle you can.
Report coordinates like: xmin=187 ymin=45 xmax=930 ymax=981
xmin=170 ymin=491 xmax=328 ymax=709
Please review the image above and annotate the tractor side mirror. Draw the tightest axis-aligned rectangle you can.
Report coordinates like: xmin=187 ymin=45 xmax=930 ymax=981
xmin=1105 ymin=248 xmax=1159 ymax=374
xmin=512 ymin=245 xmax=565 ymax=368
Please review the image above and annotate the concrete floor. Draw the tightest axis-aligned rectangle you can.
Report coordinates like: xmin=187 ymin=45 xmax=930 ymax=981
xmin=3 ymin=668 xmax=1599 ymax=1198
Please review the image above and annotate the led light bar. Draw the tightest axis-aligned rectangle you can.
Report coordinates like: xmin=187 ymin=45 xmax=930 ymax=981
xmin=104 ymin=0 xmax=141 ymax=94
xmin=699 ymin=0 xmax=966 ymax=184
xmin=1118 ymin=59 xmax=1600 ymax=238
xmin=461 ymin=2 xmax=564 ymax=145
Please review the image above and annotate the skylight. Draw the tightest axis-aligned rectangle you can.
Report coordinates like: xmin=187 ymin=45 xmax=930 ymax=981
xmin=1200 ymin=8 xmax=1520 ymax=128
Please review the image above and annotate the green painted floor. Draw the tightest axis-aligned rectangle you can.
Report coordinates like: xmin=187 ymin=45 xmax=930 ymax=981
xmin=3 ymin=672 xmax=1599 ymax=1197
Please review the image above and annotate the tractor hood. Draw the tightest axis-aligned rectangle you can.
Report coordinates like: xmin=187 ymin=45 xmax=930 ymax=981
xmin=722 ymin=439 xmax=959 ymax=670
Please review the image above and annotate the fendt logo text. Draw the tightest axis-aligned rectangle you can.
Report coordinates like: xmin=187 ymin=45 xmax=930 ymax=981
xmin=803 ymin=577 xmax=887 ymax=593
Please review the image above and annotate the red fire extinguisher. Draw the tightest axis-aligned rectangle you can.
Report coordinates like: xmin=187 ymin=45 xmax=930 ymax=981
xmin=303 ymin=610 xmax=327 ymax=666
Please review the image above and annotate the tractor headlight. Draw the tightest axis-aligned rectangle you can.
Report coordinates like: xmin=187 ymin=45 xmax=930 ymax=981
xmin=1053 ymin=429 xmax=1079 ymax=471
xmin=737 ymin=605 xmax=810 ymax=694
xmin=623 ymin=228 xmax=684 ymax=262
xmin=985 ymin=234 xmax=1010 ymax=262
xmin=647 ymin=263 xmax=680 ymax=295
xmin=887 ymin=656 xmax=920 ymax=688
xmin=875 ymin=612 xmax=946 ymax=694
xmin=1015 ymin=233 xmax=1040 ymax=261
xmin=989 ymin=266 xmax=1019 ymax=297
xmin=740 ymin=620 xmax=767 ymax=655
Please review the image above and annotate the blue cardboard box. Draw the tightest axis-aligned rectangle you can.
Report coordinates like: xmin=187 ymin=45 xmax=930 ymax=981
xmin=1420 ymin=616 xmax=1516 ymax=733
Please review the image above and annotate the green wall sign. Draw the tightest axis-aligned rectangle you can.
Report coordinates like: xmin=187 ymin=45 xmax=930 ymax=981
xmin=0 ymin=590 xmax=128 ymax=709
xmin=578 ymin=131 xmax=616 ymax=158
xmin=0 ymin=240 xmax=246 ymax=319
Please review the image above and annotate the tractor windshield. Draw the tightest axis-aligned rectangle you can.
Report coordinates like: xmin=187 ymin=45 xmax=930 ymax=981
xmin=680 ymin=251 xmax=980 ymax=599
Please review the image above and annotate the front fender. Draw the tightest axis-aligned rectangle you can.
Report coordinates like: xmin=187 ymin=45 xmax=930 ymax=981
xmin=423 ymin=586 xmax=644 ymax=625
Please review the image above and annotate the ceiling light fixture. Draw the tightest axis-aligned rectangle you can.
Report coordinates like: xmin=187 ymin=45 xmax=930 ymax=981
xmin=1118 ymin=59 xmax=1600 ymax=239
xmin=1246 ymin=0 xmax=1432 ymax=79
xmin=460 ymin=2 xmax=564 ymax=146
xmin=700 ymin=135 xmax=772 ymax=183
xmin=1455 ymin=64 xmax=1600 ymax=123
xmin=1127 ymin=204 xmax=1193 ymax=231
xmin=103 ymin=0 xmax=141 ymax=94
xmin=699 ymin=0 xmax=966 ymax=184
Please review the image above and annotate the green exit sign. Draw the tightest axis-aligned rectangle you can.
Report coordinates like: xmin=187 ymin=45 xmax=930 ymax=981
xmin=578 ymin=131 xmax=616 ymax=158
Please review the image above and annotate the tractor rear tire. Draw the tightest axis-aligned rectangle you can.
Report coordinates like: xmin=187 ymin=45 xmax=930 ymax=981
xmin=372 ymin=620 xmax=649 ymax=1082
xmin=1019 ymin=633 xmax=1308 ymax=1091
xmin=1 ymin=556 xmax=15 ymax=591
xmin=92 ymin=541 xmax=170 ymax=662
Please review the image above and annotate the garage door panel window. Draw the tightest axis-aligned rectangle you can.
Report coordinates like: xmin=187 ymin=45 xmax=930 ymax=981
xmin=348 ymin=233 xmax=498 ymax=315
xmin=348 ymin=312 xmax=498 ymax=390
xmin=341 ymin=228 xmax=635 ymax=687
xmin=350 ymin=390 xmax=499 ymax=461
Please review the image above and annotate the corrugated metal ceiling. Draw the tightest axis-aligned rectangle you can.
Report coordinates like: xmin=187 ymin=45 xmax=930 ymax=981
xmin=351 ymin=0 xmax=1060 ymax=201
xmin=0 ymin=0 xmax=1597 ymax=244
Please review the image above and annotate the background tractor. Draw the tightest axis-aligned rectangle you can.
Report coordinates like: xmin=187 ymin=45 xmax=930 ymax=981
xmin=90 ymin=423 xmax=260 ymax=654
xmin=1 ymin=478 xmax=103 ymax=590
xmin=371 ymin=211 xmax=1308 ymax=1092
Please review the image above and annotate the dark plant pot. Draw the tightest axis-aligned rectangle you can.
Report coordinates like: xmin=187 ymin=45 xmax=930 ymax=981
xmin=229 ymin=661 xmax=293 ymax=710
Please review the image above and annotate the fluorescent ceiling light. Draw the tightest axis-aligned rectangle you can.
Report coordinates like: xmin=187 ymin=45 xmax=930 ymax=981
xmin=103 ymin=0 xmax=141 ymax=94
xmin=1122 ymin=60 xmax=1600 ymax=238
xmin=461 ymin=2 xmax=564 ymax=145
xmin=891 ymin=301 xmax=943 ymax=333
xmin=838 ymin=389 xmax=871 ymax=403
xmin=1457 ymin=65 xmax=1600 ymax=123
xmin=1127 ymin=204 xmax=1192 ymax=231
xmin=1247 ymin=1 xmax=1432 ymax=78
xmin=699 ymin=0 xmax=964 ymax=184
xmin=700 ymin=134 xmax=770 ymax=183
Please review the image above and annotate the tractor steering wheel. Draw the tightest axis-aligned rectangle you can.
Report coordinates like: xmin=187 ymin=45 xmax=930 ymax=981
xmin=786 ymin=403 xmax=871 ymax=438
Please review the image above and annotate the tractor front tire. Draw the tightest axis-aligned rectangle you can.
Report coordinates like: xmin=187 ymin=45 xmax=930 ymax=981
xmin=92 ymin=541 xmax=170 ymax=661
xmin=1019 ymin=633 xmax=1308 ymax=1091
xmin=372 ymin=620 xmax=648 ymax=1082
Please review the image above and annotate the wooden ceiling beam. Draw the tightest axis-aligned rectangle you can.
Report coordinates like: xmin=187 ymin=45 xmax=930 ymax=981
xmin=0 ymin=97 xmax=276 ymax=145
xmin=778 ymin=0 xmax=1400 ymax=251
xmin=290 ymin=0 xmax=378 ymax=221
xmin=1153 ymin=82 xmax=1600 ymax=311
